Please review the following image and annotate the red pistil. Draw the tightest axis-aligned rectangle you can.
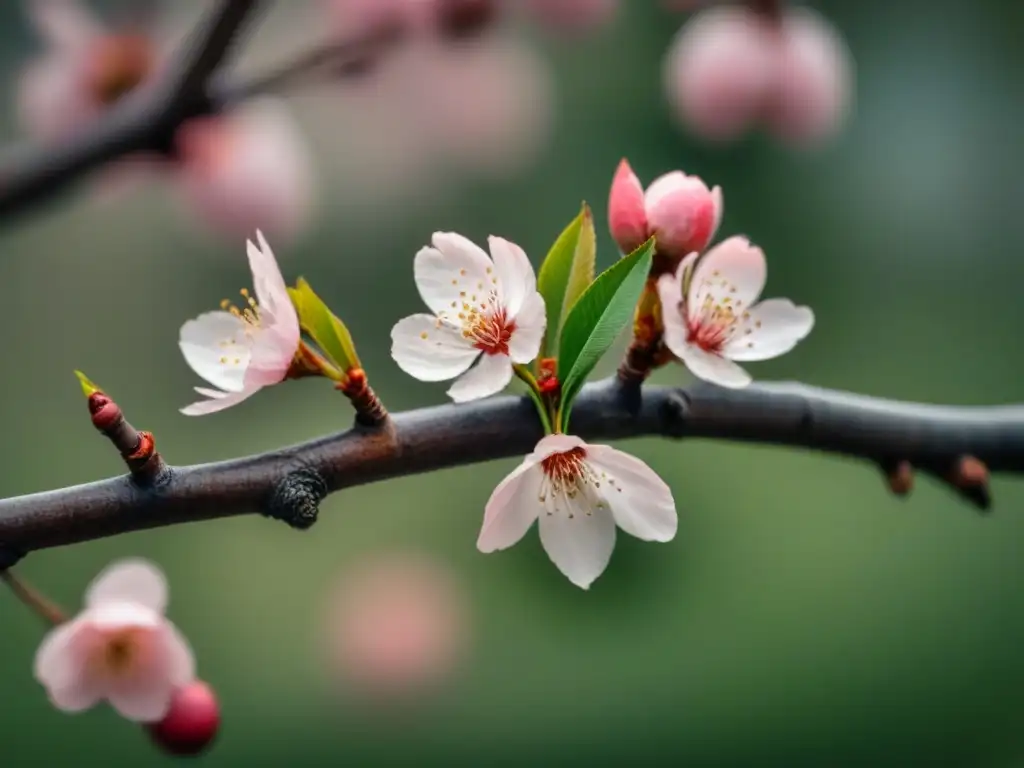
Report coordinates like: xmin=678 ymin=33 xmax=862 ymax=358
xmin=686 ymin=318 xmax=730 ymax=353
xmin=541 ymin=447 xmax=587 ymax=484
xmin=467 ymin=307 xmax=515 ymax=356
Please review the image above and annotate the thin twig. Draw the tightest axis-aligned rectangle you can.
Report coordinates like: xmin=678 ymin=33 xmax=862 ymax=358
xmin=1 ymin=570 xmax=66 ymax=626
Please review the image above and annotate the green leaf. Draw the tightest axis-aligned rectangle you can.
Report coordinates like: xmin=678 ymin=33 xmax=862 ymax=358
xmin=289 ymin=278 xmax=361 ymax=370
xmin=536 ymin=203 xmax=597 ymax=360
xmin=556 ymin=237 xmax=655 ymax=424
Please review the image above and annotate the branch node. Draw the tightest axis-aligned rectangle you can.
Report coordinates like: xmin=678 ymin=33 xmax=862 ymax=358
xmin=86 ymin=391 xmax=167 ymax=484
xmin=946 ymin=455 xmax=991 ymax=512
xmin=338 ymin=368 xmax=389 ymax=428
xmin=661 ymin=389 xmax=691 ymax=438
xmin=265 ymin=469 xmax=327 ymax=530
xmin=881 ymin=460 xmax=914 ymax=497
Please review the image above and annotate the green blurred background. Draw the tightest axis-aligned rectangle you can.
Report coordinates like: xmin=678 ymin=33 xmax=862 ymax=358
xmin=3 ymin=0 xmax=1024 ymax=765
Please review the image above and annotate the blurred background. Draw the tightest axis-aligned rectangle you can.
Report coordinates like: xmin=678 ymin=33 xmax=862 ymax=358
xmin=3 ymin=0 xmax=1024 ymax=765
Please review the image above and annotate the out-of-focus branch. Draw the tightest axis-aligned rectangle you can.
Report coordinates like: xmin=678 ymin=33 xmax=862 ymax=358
xmin=0 ymin=378 xmax=1019 ymax=561
xmin=0 ymin=1 xmax=403 ymax=221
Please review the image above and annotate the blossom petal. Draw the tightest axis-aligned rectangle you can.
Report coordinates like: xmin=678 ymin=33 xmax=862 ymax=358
xmin=180 ymin=386 xmax=259 ymax=416
xmin=722 ymin=298 xmax=815 ymax=361
xmin=34 ymin=618 xmax=99 ymax=710
xmin=688 ymin=236 xmax=766 ymax=314
xmin=414 ymin=233 xmax=492 ymax=315
xmin=488 ymin=236 xmax=536 ymax=316
xmin=478 ymin=460 xmax=543 ymax=552
xmin=86 ymin=559 xmax=167 ymax=614
xmin=531 ymin=433 xmax=588 ymax=459
xmin=179 ymin=311 xmax=250 ymax=393
xmin=245 ymin=324 xmax=298 ymax=388
xmin=677 ymin=342 xmax=752 ymax=388
xmin=447 ymin=353 xmax=513 ymax=402
xmin=107 ymin=677 xmax=174 ymax=723
xmin=247 ymin=230 xmax=291 ymax=323
xmin=608 ymin=158 xmax=649 ymax=254
xmin=508 ymin=290 xmax=546 ymax=364
xmin=656 ymin=272 xmax=688 ymax=356
xmin=161 ymin=622 xmax=196 ymax=688
xmin=538 ymin=502 xmax=616 ymax=590
xmin=391 ymin=314 xmax=477 ymax=382
xmin=585 ymin=446 xmax=677 ymax=542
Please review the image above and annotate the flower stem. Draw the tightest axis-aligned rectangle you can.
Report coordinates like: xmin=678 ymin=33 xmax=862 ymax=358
xmin=1 ymin=570 xmax=65 ymax=626
xmin=514 ymin=364 xmax=554 ymax=435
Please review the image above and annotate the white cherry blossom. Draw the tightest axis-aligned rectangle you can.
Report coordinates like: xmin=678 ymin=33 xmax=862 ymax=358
xmin=178 ymin=231 xmax=300 ymax=415
xmin=657 ymin=235 xmax=814 ymax=388
xmin=34 ymin=559 xmax=195 ymax=722
xmin=478 ymin=434 xmax=677 ymax=589
xmin=391 ymin=232 xmax=546 ymax=402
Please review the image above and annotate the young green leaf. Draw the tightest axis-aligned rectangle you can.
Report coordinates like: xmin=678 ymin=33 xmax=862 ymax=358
xmin=556 ymin=237 xmax=655 ymax=424
xmin=289 ymin=278 xmax=361 ymax=371
xmin=536 ymin=203 xmax=597 ymax=359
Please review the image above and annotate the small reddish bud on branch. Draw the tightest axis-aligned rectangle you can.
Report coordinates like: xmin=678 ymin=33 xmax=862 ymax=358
xmin=146 ymin=681 xmax=221 ymax=757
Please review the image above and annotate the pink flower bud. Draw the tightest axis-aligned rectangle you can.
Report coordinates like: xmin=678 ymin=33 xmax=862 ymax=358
xmin=523 ymin=0 xmax=618 ymax=33
xmin=763 ymin=7 xmax=853 ymax=146
xmin=607 ymin=159 xmax=722 ymax=262
xmin=146 ymin=681 xmax=221 ymax=756
xmin=644 ymin=170 xmax=723 ymax=259
xmin=608 ymin=158 xmax=649 ymax=254
xmin=663 ymin=6 xmax=778 ymax=142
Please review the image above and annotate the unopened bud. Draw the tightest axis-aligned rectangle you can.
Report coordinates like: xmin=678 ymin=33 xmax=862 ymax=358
xmin=608 ymin=159 xmax=649 ymax=255
xmin=146 ymin=681 xmax=220 ymax=757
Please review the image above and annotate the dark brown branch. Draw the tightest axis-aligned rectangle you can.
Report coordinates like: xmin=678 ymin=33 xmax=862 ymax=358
xmin=0 ymin=378 xmax=1021 ymax=556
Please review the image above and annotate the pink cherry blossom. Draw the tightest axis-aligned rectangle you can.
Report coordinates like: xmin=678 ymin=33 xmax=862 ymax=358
xmin=663 ymin=5 xmax=853 ymax=146
xmin=34 ymin=559 xmax=195 ymax=722
xmin=391 ymin=232 xmax=547 ymax=402
xmin=17 ymin=0 xmax=161 ymax=143
xmin=174 ymin=99 xmax=315 ymax=243
xmin=179 ymin=231 xmax=301 ymax=415
xmin=608 ymin=158 xmax=722 ymax=261
xmin=479 ymin=434 xmax=677 ymax=589
xmin=657 ymin=236 xmax=814 ymax=388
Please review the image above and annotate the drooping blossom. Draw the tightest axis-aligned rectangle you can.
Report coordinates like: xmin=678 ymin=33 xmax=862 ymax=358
xmin=479 ymin=434 xmax=677 ymax=589
xmin=656 ymin=235 xmax=814 ymax=388
xmin=17 ymin=0 xmax=161 ymax=143
xmin=147 ymin=680 xmax=221 ymax=756
xmin=608 ymin=158 xmax=722 ymax=263
xmin=179 ymin=231 xmax=301 ymax=415
xmin=391 ymin=232 xmax=546 ymax=402
xmin=174 ymin=100 xmax=315 ymax=242
xmin=663 ymin=5 xmax=853 ymax=146
xmin=323 ymin=551 xmax=468 ymax=699
xmin=34 ymin=559 xmax=195 ymax=722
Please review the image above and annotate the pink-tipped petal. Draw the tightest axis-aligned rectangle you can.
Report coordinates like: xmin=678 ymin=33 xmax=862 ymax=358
xmin=507 ymin=290 xmax=546 ymax=364
xmin=161 ymin=623 xmax=197 ymax=688
xmin=487 ymin=236 xmax=536 ymax=317
xmin=446 ymin=352 xmax=513 ymax=402
xmin=765 ymin=7 xmax=854 ymax=146
xmin=677 ymin=342 xmax=752 ymax=388
xmin=656 ymin=272 xmax=689 ymax=359
xmin=478 ymin=459 xmax=544 ymax=552
xmin=643 ymin=171 xmax=720 ymax=258
xmin=538 ymin=498 xmax=616 ymax=590
xmin=688 ymin=236 xmax=767 ymax=312
xmin=179 ymin=387 xmax=259 ymax=416
xmin=608 ymin=158 xmax=649 ymax=254
xmin=663 ymin=6 xmax=778 ymax=141
xmin=86 ymin=559 xmax=168 ymax=614
xmin=722 ymin=298 xmax=814 ymax=361
xmin=585 ymin=446 xmax=677 ymax=542
xmin=246 ymin=230 xmax=292 ymax=323
xmin=391 ymin=314 xmax=479 ymax=382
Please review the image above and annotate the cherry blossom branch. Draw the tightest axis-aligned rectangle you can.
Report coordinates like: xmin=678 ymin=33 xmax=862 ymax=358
xmin=0 ymin=0 xmax=402 ymax=221
xmin=0 ymin=377 xmax=1018 ymax=563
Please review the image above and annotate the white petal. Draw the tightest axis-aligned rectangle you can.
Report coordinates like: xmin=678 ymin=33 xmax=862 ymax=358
xmin=180 ymin=386 xmax=259 ymax=416
xmin=508 ymin=290 xmax=546 ymax=364
xmin=585 ymin=446 xmax=677 ymax=542
xmin=86 ymin=559 xmax=167 ymax=614
xmin=677 ymin=342 xmax=752 ymax=388
xmin=245 ymin=324 xmax=298 ymax=388
xmin=161 ymin=622 xmax=196 ymax=688
xmin=688 ymin=235 xmax=766 ymax=314
xmin=488 ymin=236 xmax=536 ymax=316
xmin=391 ymin=314 xmax=477 ymax=382
xmin=247 ymin=229 xmax=290 ymax=320
xmin=414 ymin=233 xmax=492 ymax=315
xmin=179 ymin=311 xmax=250 ymax=393
xmin=538 ymin=501 xmax=616 ymax=590
xmin=29 ymin=0 xmax=104 ymax=51
xmin=35 ymin=619 xmax=90 ymax=693
xmin=447 ymin=353 xmax=513 ymax=402
xmin=478 ymin=461 xmax=543 ymax=552
xmin=86 ymin=602 xmax=162 ymax=632
xmin=531 ymin=434 xmax=588 ymax=459
xmin=107 ymin=679 xmax=174 ymax=723
xmin=656 ymin=272 xmax=689 ymax=356
xmin=722 ymin=298 xmax=815 ymax=361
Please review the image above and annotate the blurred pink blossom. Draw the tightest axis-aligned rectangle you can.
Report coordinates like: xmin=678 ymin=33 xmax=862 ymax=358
xmin=33 ymin=559 xmax=195 ymax=723
xmin=608 ymin=158 xmax=722 ymax=261
xmin=663 ymin=5 xmax=853 ymax=146
xmin=522 ymin=0 xmax=618 ymax=32
xmin=323 ymin=552 xmax=469 ymax=699
xmin=323 ymin=0 xmax=435 ymax=37
xmin=174 ymin=99 xmax=315 ymax=242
